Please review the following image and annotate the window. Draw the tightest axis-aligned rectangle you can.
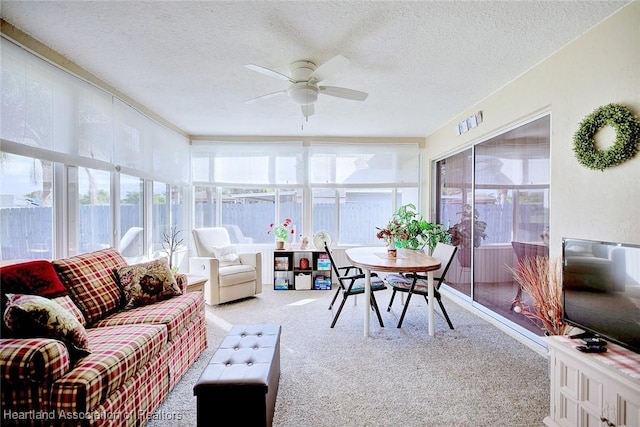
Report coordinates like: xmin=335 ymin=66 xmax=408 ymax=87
xmin=119 ymin=174 xmax=144 ymax=259
xmin=313 ymin=188 xmax=397 ymax=245
xmin=194 ymin=185 xmax=217 ymax=228
xmin=152 ymin=181 xmax=170 ymax=257
xmin=77 ymin=167 xmax=111 ymax=253
xmin=0 ymin=153 xmax=54 ymax=260
xmin=1 ymin=37 xmax=190 ymax=262
xmin=193 ymin=141 xmax=421 ymax=246
xmin=309 ymin=143 xmax=420 ymax=245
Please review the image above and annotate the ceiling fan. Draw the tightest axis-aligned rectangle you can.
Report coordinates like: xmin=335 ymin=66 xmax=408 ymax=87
xmin=244 ymin=55 xmax=368 ymax=119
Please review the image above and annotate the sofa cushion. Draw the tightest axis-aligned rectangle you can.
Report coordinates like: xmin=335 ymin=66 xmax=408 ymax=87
xmin=219 ymin=264 xmax=257 ymax=287
xmin=115 ymin=258 xmax=182 ymax=310
xmin=3 ymin=294 xmax=91 ymax=358
xmin=50 ymin=323 xmax=167 ymax=414
xmin=53 ymin=248 xmax=127 ymax=326
xmin=93 ymin=292 xmax=203 ymax=341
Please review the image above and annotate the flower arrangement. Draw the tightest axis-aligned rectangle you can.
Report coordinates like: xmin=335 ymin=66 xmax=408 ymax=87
xmin=376 ymin=204 xmax=450 ymax=253
xmin=508 ymin=255 xmax=570 ymax=336
xmin=268 ymin=218 xmax=295 ymax=242
xmin=376 ymin=219 xmax=409 ymax=247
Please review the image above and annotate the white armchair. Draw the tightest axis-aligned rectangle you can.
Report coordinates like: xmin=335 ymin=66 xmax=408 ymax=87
xmin=190 ymin=227 xmax=262 ymax=305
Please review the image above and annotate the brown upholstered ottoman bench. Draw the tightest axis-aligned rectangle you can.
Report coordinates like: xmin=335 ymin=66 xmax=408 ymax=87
xmin=194 ymin=324 xmax=282 ymax=426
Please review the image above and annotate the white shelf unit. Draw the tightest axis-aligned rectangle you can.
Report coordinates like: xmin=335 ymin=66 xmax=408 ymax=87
xmin=543 ymin=335 xmax=640 ymax=427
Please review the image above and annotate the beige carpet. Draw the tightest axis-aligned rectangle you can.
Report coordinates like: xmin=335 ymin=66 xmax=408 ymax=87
xmin=148 ymin=286 xmax=549 ymax=426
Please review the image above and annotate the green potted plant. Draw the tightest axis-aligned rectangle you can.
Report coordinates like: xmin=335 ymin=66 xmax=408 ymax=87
xmin=378 ymin=204 xmax=450 ymax=254
xmin=447 ymin=204 xmax=487 ymax=267
xmin=268 ymin=218 xmax=295 ymax=249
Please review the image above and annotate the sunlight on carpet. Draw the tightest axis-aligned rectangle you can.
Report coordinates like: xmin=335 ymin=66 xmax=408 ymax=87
xmin=287 ymin=298 xmax=317 ymax=306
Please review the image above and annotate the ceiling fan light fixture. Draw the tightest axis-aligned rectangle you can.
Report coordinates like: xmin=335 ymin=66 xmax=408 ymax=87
xmin=288 ymin=83 xmax=319 ymax=105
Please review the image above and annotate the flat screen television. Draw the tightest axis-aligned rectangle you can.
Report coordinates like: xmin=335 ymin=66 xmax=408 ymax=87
xmin=562 ymin=238 xmax=640 ymax=353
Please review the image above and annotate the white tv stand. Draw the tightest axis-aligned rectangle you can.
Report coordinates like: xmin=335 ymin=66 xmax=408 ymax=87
xmin=543 ymin=335 xmax=640 ymax=427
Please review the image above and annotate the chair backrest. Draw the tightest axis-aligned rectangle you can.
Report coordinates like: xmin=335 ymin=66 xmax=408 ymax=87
xmin=324 ymin=243 xmax=342 ymax=278
xmin=431 ymin=243 xmax=458 ymax=286
xmin=511 ymin=241 xmax=548 ymax=262
xmin=222 ymin=224 xmax=254 ymax=243
xmin=192 ymin=227 xmax=232 ymax=257
xmin=118 ymin=227 xmax=144 ymax=257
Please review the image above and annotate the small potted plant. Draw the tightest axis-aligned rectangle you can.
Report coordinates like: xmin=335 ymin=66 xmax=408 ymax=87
xmin=447 ymin=204 xmax=487 ymax=267
xmin=376 ymin=218 xmax=409 ymax=257
xmin=161 ymin=226 xmax=185 ymax=272
xmin=268 ymin=218 xmax=295 ymax=250
xmin=377 ymin=204 xmax=450 ymax=255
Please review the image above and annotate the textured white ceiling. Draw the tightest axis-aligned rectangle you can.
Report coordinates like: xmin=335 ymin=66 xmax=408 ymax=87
xmin=0 ymin=1 xmax=630 ymax=138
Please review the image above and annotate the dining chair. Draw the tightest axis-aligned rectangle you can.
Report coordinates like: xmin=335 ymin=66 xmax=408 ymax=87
xmin=327 ymin=246 xmax=380 ymax=310
xmin=386 ymin=243 xmax=457 ymax=329
xmin=324 ymin=243 xmax=387 ymax=328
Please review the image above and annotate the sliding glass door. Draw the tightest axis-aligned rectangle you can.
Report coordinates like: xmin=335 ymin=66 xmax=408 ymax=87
xmin=436 ymin=148 xmax=473 ymax=297
xmin=436 ymin=115 xmax=550 ymax=334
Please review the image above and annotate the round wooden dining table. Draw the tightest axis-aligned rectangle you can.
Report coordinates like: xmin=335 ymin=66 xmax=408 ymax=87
xmin=345 ymin=246 xmax=441 ymax=337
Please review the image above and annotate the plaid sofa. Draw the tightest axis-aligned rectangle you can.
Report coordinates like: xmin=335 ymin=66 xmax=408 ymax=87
xmin=0 ymin=248 xmax=207 ymax=426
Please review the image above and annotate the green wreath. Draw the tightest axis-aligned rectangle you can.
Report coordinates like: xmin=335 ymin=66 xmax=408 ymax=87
xmin=573 ymin=103 xmax=640 ymax=171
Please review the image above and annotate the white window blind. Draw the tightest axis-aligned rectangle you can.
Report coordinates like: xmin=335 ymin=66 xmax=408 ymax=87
xmin=1 ymin=37 xmax=190 ymax=185
xmin=191 ymin=142 xmax=304 ymax=185
xmin=308 ymin=142 xmax=420 ymax=185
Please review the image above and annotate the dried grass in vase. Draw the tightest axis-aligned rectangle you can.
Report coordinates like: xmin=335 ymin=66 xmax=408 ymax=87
xmin=509 ymin=255 xmax=570 ymax=336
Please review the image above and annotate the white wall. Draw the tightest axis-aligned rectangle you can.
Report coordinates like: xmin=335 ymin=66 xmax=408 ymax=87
xmin=423 ymin=3 xmax=640 ymax=257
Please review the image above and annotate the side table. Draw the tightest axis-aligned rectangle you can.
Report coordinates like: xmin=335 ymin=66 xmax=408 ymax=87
xmin=185 ymin=273 xmax=207 ymax=293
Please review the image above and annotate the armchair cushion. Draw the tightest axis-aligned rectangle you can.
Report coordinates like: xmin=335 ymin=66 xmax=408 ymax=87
xmin=211 ymin=245 xmax=241 ymax=266
xmin=219 ymin=264 xmax=258 ymax=287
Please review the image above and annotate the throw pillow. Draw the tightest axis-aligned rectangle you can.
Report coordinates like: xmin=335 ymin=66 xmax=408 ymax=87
xmin=3 ymin=293 xmax=91 ymax=357
xmin=0 ymin=260 xmax=87 ymax=336
xmin=115 ymin=258 xmax=182 ymax=310
xmin=212 ymin=245 xmax=241 ymax=266
xmin=0 ymin=259 xmax=68 ymax=301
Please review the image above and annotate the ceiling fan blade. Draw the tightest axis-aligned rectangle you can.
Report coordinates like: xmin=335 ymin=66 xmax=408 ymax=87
xmin=319 ymin=86 xmax=368 ymax=101
xmin=244 ymin=89 xmax=287 ymax=104
xmin=301 ymin=104 xmax=315 ymax=118
xmin=245 ymin=64 xmax=292 ymax=82
xmin=309 ymin=55 xmax=350 ymax=82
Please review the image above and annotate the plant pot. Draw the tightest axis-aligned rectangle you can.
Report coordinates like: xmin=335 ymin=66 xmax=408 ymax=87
xmin=387 ymin=244 xmax=397 ymax=258
xmin=275 ymin=241 xmax=285 ymax=250
xmin=457 ymin=248 xmax=471 ymax=268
